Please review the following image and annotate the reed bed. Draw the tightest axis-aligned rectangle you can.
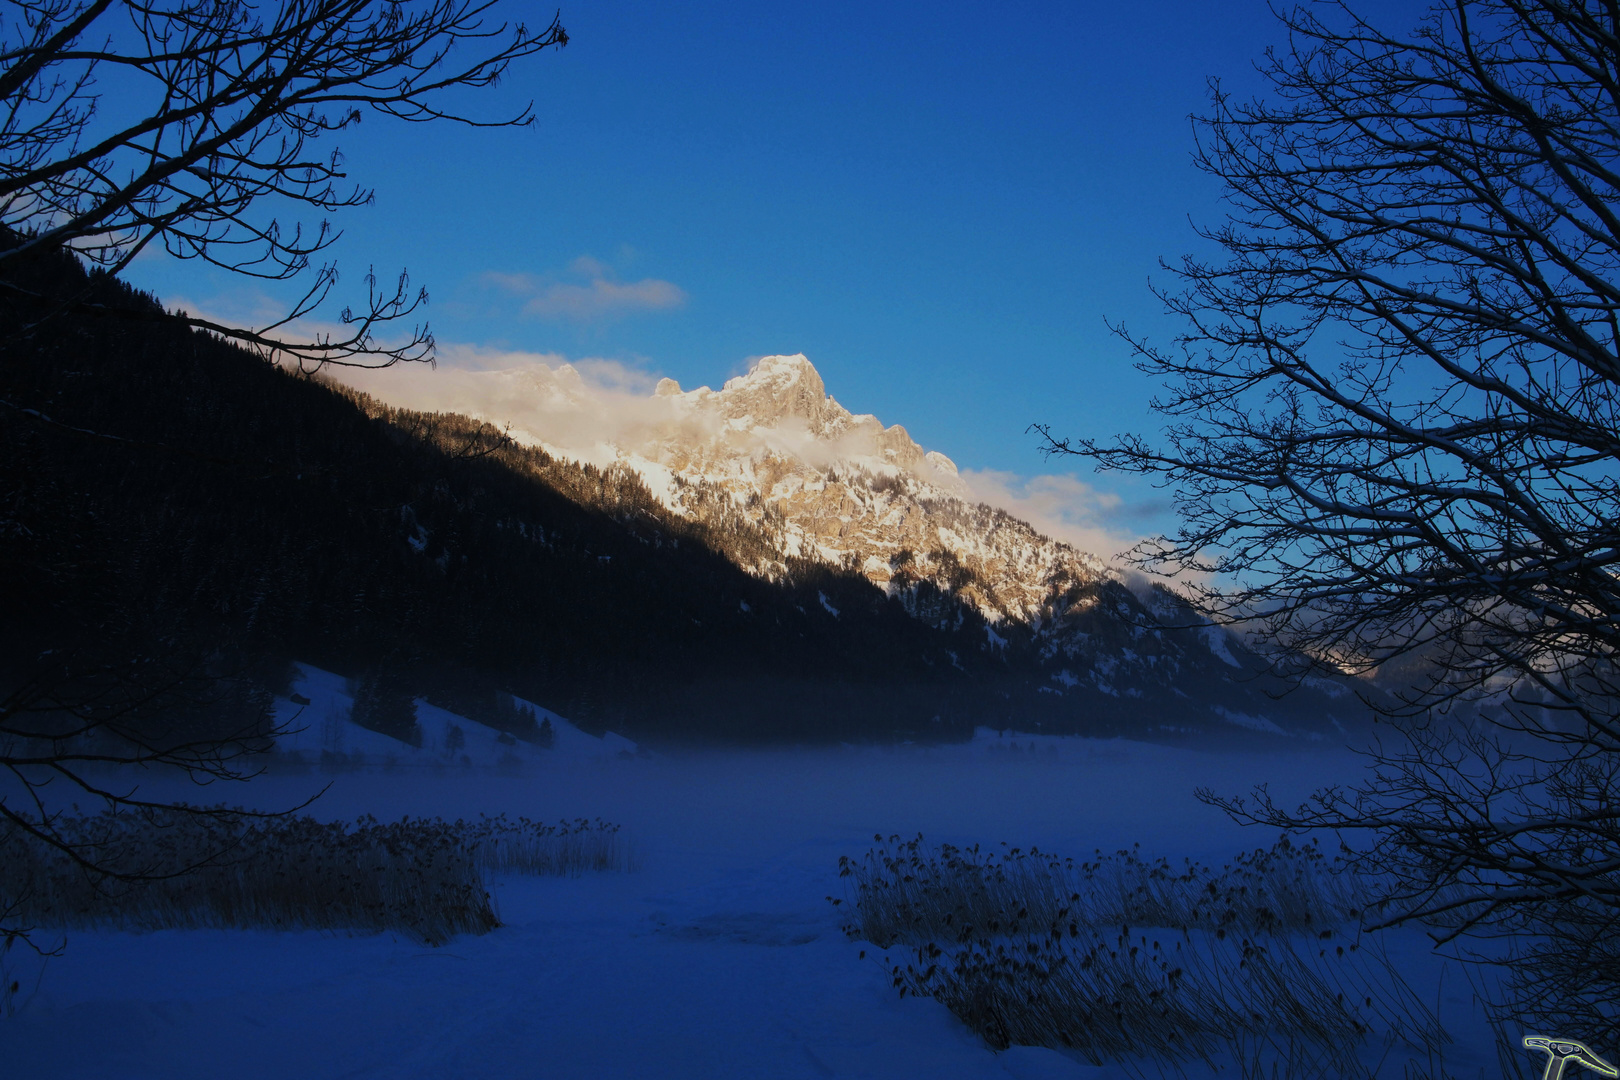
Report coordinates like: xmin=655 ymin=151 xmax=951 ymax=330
xmin=839 ymin=835 xmax=1441 ymax=1078
xmin=2 ymin=810 xmax=627 ymax=946
xmin=839 ymin=834 xmax=1362 ymax=948
xmin=463 ymin=814 xmax=628 ymax=876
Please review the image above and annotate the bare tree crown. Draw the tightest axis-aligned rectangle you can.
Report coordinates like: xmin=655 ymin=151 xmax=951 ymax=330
xmin=1043 ymin=0 xmax=1620 ymax=728
xmin=0 ymin=0 xmax=566 ymax=366
xmin=0 ymin=0 xmax=562 ymax=957
xmin=1041 ymin=5 xmax=1620 ymax=1033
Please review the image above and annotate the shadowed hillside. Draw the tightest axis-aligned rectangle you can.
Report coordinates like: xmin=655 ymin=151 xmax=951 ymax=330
xmin=0 ymin=241 xmax=1365 ymax=744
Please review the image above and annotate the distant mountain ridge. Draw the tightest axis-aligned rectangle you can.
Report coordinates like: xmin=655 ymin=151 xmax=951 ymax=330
xmin=0 ymin=228 xmax=1370 ymax=746
xmin=337 ymin=353 xmax=1368 ymax=738
xmin=345 ymin=353 xmax=1116 ymax=620
xmin=4 ymin=241 xmax=1153 ymax=747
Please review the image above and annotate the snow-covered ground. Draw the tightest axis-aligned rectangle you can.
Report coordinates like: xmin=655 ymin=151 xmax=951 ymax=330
xmin=6 ymin=715 xmax=1502 ymax=1080
xmin=269 ymin=663 xmax=637 ymax=770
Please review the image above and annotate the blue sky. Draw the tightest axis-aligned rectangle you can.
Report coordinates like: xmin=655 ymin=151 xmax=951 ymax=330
xmin=122 ymin=0 xmax=1412 ymax=546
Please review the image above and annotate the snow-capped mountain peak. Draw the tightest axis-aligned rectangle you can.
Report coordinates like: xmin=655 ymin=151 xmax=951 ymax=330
xmin=341 ymin=352 xmax=1098 ymax=617
xmin=332 ymin=352 xmax=1326 ymax=736
xmin=708 ymin=352 xmax=834 ymax=428
xmin=653 ymin=354 xmax=956 ymax=486
xmin=566 ymin=354 xmax=1110 ymax=633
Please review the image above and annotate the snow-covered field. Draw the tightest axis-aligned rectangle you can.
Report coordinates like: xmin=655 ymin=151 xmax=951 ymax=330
xmin=5 ymin=719 xmax=1501 ymax=1080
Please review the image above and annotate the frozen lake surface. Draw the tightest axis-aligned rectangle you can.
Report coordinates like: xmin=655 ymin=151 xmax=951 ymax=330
xmin=4 ymin=733 xmax=1498 ymax=1079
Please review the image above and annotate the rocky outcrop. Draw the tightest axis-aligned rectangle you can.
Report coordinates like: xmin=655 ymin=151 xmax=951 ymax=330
xmin=626 ymin=355 xmax=1110 ymax=626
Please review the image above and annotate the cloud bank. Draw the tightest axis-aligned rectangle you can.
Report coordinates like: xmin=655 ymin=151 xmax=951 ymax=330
xmin=961 ymin=468 xmax=1151 ymax=564
xmin=484 ymin=256 xmax=687 ymax=322
xmin=332 ymin=347 xmax=683 ymax=466
xmin=331 ymin=351 xmax=1155 ymax=562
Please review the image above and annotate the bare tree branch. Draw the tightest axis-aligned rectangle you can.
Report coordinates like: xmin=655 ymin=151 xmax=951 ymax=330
xmin=0 ymin=0 xmax=566 ymax=366
xmin=0 ymin=0 xmax=564 ymax=949
xmin=1041 ymin=0 xmax=1620 ymax=1042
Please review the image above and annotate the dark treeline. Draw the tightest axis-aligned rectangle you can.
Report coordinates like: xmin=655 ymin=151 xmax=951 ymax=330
xmin=3 ymin=241 xmax=1177 ymax=745
xmin=4 ymin=239 xmax=1364 ymax=746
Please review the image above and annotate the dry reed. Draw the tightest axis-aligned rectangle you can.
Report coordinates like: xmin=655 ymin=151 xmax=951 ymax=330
xmin=463 ymin=814 xmax=627 ymax=876
xmin=2 ymin=810 xmax=627 ymax=946
xmin=839 ymin=835 xmax=1443 ymax=1078
xmin=840 ymin=834 xmax=1361 ymax=948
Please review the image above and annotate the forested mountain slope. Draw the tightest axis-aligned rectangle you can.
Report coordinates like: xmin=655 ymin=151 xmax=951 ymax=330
xmin=0 ymin=243 xmax=1363 ymax=744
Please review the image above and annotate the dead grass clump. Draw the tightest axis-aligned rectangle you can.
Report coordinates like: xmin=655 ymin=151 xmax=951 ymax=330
xmin=2 ymin=810 xmax=628 ymax=946
xmin=840 ymin=834 xmax=1361 ymax=948
xmin=463 ymin=815 xmax=628 ymax=876
xmin=839 ymin=835 xmax=1440 ymax=1078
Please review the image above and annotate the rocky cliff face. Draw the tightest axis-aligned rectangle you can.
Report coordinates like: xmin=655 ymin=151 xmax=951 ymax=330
xmin=623 ymin=355 xmax=1110 ymax=629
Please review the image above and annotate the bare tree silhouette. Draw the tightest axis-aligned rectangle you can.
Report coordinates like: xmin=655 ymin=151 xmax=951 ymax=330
xmin=0 ymin=0 xmax=565 ymax=367
xmin=0 ymin=0 xmax=564 ymax=957
xmin=1038 ymin=0 xmax=1620 ymax=1044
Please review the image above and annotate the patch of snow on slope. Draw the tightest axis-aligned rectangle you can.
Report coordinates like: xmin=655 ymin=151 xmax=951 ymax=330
xmin=270 ymin=663 xmax=425 ymax=766
xmin=1303 ymin=675 xmax=1351 ymax=699
xmin=1202 ymin=624 xmax=1243 ymax=668
xmin=270 ymin=663 xmax=636 ymax=768
xmin=1211 ymin=705 xmax=1287 ymax=735
xmin=617 ymin=454 xmax=680 ymax=511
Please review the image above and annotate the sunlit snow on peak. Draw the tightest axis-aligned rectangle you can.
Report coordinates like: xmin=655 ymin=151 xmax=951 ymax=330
xmin=330 ymin=351 xmax=1122 ymax=627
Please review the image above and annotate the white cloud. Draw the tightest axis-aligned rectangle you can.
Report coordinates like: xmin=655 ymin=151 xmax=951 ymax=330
xmin=161 ymin=285 xmax=290 ymax=329
xmin=427 ymin=341 xmax=574 ymax=372
xmin=961 ymin=468 xmax=1149 ymax=564
xmin=328 ymin=351 xmax=961 ymax=497
xmin=327 ymin=348 xmax=702 ymax=465
xmin=568 ymin=357 xmax=665 ymax=395
xmin=483 ymin=257 xmax=687 ymax=322
xmin=326 ymin=349 xmax=1163 ymax=566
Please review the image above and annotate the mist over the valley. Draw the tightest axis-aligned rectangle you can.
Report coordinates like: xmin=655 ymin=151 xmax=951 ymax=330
xmin=9 ymin=0 xmax=1611 ymax=1074
xmin=10 ymin=722 xmax=1449 ymax=1080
